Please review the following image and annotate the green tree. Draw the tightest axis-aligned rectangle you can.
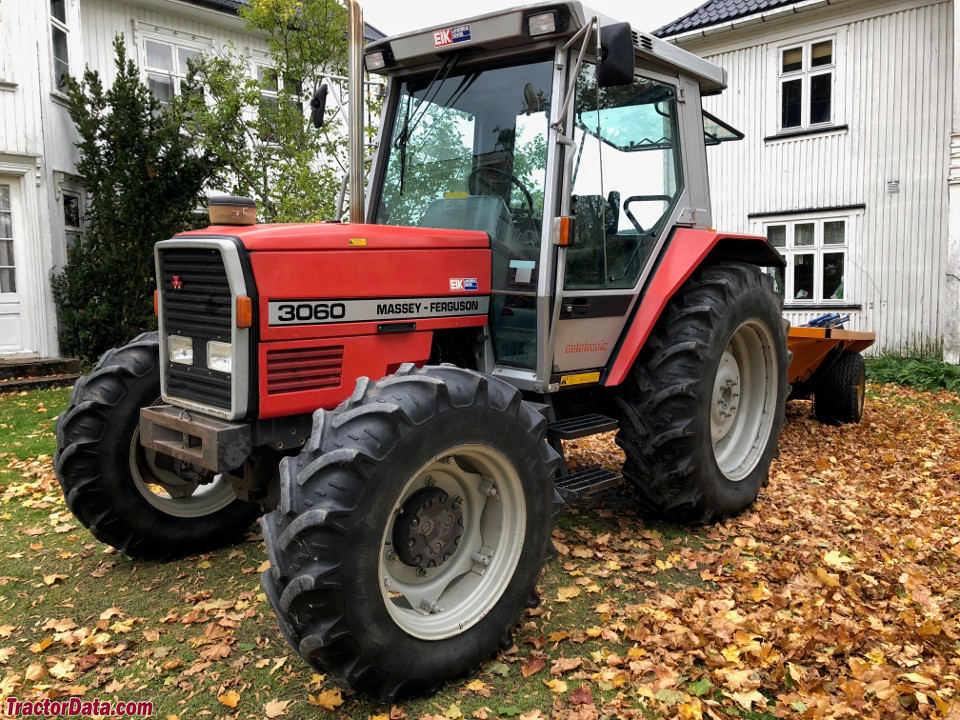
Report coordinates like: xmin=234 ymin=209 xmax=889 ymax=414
xmin=181 ymin=0 xmax=374 ymax=222
xmin=51 ymin=36 xmax=216 ymax=363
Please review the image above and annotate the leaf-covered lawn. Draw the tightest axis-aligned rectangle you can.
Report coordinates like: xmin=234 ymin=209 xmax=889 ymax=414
xmin=0 ymin=384 xmax=958 ymax=719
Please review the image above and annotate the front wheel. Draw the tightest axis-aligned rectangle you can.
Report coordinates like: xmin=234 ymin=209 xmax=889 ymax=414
xmin=615 ymin=262 xmax=789 ymax=524
xmin=54 ymin=332 xmax=261 ymax=559
xmin=260 ymin=365 xmax=561 ymax=701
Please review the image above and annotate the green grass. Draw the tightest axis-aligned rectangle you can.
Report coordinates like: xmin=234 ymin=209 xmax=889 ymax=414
xmin=0 ymin=387 xmax=70 ymax=460
xmin=0 ymin=387 xmax=737 ymax=720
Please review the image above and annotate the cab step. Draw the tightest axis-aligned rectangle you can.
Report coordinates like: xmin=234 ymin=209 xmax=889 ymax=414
xmin=547 ymin=413 xmax=618 ymax=441
xmin=554 ymin=467 xmax=623 ymax=501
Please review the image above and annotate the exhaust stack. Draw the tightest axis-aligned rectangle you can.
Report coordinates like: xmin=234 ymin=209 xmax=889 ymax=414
xmin=347 ymin=0 xmax=364 ymax=224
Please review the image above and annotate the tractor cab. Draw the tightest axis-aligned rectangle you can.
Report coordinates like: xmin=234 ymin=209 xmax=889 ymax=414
xmin=364 ymin=3 xmax=736 ymax=391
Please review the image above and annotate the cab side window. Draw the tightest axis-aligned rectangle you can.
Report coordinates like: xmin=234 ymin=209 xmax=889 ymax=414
xmin=565 ymin=63 xmax=684 ymax=290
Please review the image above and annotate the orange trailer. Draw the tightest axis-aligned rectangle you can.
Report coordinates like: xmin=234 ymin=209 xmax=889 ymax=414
xmin=787 ymin=326 xmax=876 ymax=424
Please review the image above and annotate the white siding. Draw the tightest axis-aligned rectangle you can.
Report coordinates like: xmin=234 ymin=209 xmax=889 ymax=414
xmin=684 ymin=0 xmax=953 ymax=354
xmin=0 ymin=0 xmax=270 ymax=358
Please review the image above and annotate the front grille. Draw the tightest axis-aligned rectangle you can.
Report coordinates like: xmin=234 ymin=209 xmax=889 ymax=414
xmin=266 ymin=346 xmax=344 ymax=394
xmin=158 ymin=247 xmax=233 ymax=411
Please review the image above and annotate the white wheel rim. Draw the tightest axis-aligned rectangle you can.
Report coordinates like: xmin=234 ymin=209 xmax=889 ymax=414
xmin=129 ymin=425 xmax=237 ymax=518
xmin=378 ymin=444 xmax=526 ymax=641
xmin=711 ymin=319 xmax=778 ymax=481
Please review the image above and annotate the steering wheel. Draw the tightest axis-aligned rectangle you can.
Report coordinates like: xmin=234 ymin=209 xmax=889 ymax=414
xmin=623 ymin=194 xmax=673 ymax=235
xmin=468 ymin=166 xmax=538 ymax=227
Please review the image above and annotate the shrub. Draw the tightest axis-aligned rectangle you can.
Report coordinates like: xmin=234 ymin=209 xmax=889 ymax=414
xmin=50 ymin=37 xmax=216 ymax=363
xmin=866 ymin=351 xmax=960 ymax=393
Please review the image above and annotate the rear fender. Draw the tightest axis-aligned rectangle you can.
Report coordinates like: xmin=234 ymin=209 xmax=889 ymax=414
xmin=604 ymin=229 xmax=784 ymax=386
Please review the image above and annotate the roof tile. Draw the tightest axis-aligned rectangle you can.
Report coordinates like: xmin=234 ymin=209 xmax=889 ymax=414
xmin=654 ymin=0 xmax=802 ymax=37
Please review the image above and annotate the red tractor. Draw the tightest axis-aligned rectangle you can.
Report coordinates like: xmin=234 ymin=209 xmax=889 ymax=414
xmin=55 ymin=1 xmax=788 ymax=701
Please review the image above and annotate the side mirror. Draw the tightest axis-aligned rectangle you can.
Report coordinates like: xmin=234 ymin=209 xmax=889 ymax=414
xmin=596 ymin=22 xmax=634 ymax=87
xmin=310 ymin=84 xmax=329 ymax=129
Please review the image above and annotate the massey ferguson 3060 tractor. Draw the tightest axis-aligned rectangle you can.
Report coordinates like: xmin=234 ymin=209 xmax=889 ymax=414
xmin=55 ymin=1 xmax=788 ymax=700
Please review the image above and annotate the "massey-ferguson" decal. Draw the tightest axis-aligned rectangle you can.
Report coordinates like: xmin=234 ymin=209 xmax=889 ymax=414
xmin=268 ymin=296 xmax=490 ymax=326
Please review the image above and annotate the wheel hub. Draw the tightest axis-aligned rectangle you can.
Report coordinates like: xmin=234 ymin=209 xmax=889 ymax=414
xmin=393 ymin=488 xmax=464 ymax=569
xmin=711 ymin=350 xmax=741 ymax=443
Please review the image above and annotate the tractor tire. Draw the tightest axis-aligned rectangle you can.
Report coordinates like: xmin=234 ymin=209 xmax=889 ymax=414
xmin=813 ymin=351 xmax=866 ymax=425
xmin=260 ymin=364 xmax=562 ymax=702
xmin=54 ymin=332 xmax=261 ymax=559
xmin=615 ymin=262 xmax=788 ymax=524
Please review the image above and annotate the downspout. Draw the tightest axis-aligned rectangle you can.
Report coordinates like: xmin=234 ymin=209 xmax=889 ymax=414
xmin=347 ymin=0 xmax=365 ymax=223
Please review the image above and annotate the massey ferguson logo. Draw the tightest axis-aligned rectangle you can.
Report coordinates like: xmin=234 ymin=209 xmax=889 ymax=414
xmin=171 ymin=276 xmax=183 ymax=290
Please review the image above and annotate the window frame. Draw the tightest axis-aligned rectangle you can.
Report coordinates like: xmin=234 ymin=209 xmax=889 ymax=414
xmin=59 ymin=180 xmax=85 ymax=254
xmin=776 ymin=35 xmax=837 ymax=133
xmin=135 ymin=24 xmax=213 ymax=106
xmin=762 ymin=214 xmax=852 ymax=306
xmin=50 ymin=0 xmax=71 ymax=95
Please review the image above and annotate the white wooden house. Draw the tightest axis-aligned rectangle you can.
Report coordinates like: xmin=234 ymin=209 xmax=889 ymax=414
xmin=0 ymin=0 xmax=382 ymax=361
xmin=655 ymin=0 xmax=960 ymax=362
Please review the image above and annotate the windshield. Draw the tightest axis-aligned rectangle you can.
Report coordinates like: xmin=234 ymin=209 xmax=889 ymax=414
xmin=374 ymin=57 xmax=554 ymax=256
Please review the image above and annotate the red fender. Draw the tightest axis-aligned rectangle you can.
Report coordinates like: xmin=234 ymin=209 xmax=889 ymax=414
xmin=604 ymin=228 xmax=781 ymax=386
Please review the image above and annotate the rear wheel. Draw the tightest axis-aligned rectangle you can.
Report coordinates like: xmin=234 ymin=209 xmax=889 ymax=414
xmin=54 ymin=332 xmax=261 ymax=559
xmin=260 ymin=365 xmax=561 ymax=701
xmin=813 ymin=351 xmax=866 ymax=424
xmin=615 ymin=262 xmax=788 ymax=523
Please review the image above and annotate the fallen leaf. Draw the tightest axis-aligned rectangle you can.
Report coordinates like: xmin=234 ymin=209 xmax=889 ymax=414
xmin=218 ymin=690 xmax=240 ymax=708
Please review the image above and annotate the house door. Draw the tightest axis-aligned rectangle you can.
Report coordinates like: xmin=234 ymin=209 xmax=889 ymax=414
xmin=0 ymin=177 xmax=37 ymax=357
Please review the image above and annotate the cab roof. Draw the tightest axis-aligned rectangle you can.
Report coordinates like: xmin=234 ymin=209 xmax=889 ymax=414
xmin=365 ymin=1 xmax=727 ymax=94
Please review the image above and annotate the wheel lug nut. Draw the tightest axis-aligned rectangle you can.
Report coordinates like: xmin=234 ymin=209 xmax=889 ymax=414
xmin=416 ymin=568 xmax=427 ymax=577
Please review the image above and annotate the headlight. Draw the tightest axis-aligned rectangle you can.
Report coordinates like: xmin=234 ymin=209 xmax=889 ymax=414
xmin=168 ymin=335 xmax=194 ymax=365
xmin=207 ymin=341 xmax=233 ymax=374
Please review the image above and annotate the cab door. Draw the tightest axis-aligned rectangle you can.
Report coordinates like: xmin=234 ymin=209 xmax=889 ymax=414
xmin=552 ymin=61 xmax=686 ymax=375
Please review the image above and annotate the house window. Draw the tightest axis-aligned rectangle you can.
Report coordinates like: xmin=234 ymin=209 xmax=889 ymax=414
xmin=766 ymin=217 xmax=847 ymax=304
xmin=0 ymin=184 xmax=16 ymax=293
xmin=141 ymin=33 xmax=207 ymax=106
xmin=256 ymin=64 xmax=302 ymax=112
xmin=62 ymin=189 xmax=83 ymax=251
xmin=51 ymin=0 xmax=70 ymax=92
xmin=779 ymin=38 xmax=834 ymax=131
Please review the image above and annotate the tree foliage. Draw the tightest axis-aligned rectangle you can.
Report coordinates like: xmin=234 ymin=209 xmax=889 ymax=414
xmin=50 ymin=37 xmax=215 ymax=363
xmin=181 ymin=0 xmax=372 ymax=223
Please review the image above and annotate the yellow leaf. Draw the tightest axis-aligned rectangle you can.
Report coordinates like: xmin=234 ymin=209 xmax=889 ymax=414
xmin=197 ymin=561 xmax=212 ymax=569
xmin=309 ymin=688 xmax=343 ymax=711
xmin=29 ymin=636 xmax=53 ymax=653
xmin=545 ymin=679 xmax=568 ymax=693
xmin=445 ymin=704 xmax=464 ymax=719
xmin=218 ymin=690 xmax=240 ymax=708
xmin=369 ymin=715 xmax=390 ymax=720
xmin=465 ymin=679 xmax=487 ymax=692
xmin=823 ymin=550 xmax=853 ymax=571
xmin=900 ymin=672 xmax=935 ymax=686
xmin=556 ymin=586 xmax=580 ymax=602
xmin=264 ymin=699 xmax=290 ymax=718
xmin=548 ymin=630 xmax=570 ymax=643
xmin=721 ymin=646 xmax=741 ymax=664
xmin=42 ymin=573 xmax=67 ymax=586
xmin=24 ymin=663 xmax=47 ymax=682
xmin=814 ymin=567 xmax=840 ymax=587
xmin=585 ymin=627 xmax=603 ymax=638
xmin=729 ymin=690 xmax=766 ymax=711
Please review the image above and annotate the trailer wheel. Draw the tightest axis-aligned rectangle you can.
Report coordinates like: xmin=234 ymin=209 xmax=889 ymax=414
xmin=54 ymin=332 xmax=261 ymax=559
xmin=813 ymin=351 xmax=866 ymax=425
xmin=615 ymin=262 xmax=788 ymax=524
xmin=260 ymin=365 xmax=561 ymax=701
